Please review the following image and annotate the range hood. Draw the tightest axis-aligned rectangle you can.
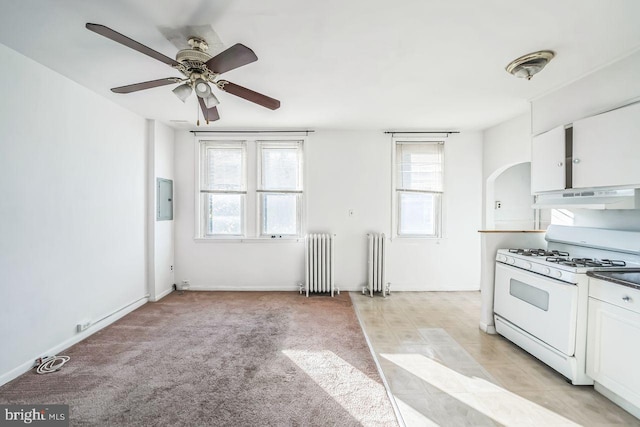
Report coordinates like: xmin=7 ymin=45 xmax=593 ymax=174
xmin=533 ymin=188 xmax=640 ymax=210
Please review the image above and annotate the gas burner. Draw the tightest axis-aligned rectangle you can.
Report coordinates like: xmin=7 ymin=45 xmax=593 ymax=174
xmin=546 ymin=257 xmax=627 ymax=268
xmin=571 ymin=258 xmax=594 ymax=265
xmin=600 ymin=259 xmax=627 ymax=267
xmin=575 ymin=258 xmax=626 ymax=268
xmin=509 ymin=249 xmax=569 ymax=257
xmin=546 ymin=256 xmax=570 ymax=264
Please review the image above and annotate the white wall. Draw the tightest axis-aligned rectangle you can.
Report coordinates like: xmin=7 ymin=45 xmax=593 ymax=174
xmin=569 ymin=210 xmax=640 ymax=231
xmin=482 ymin=113 xmax=533 ymax=229
xmin=482 ymin=113 xmax=531 ymax=182
xmin=147 ymin=120 xmax=175 ymax=301
xmin=386 ymin=132 xmax=483 ymax=290
xmin=174 ymin=130 xmax=483 ymax=291
xmin=493 ymin=163 xmax=535 ymax=230
xmin=0 ymin=43 xmax=148 ymax=383
xmin=173 ymin=131 xmax=305 ymax=290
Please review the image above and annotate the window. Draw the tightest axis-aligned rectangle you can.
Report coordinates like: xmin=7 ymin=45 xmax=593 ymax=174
xmin=200 ymin=141 xmax=246 ymax=236
xmin=258 ymin=142 xmax=303 ymax=237
xmin=197 ymin=136 xmax=304 ymax=239
xmin=394 ymin=140 xmax=444 ymax=237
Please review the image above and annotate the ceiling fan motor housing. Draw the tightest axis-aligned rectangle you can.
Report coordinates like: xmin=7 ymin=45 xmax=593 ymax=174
xmin=176 ymin=48 xmax=212 ymax=64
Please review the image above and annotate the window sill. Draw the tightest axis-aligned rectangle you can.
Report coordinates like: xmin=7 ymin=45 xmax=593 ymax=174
xmin=392 ymin=235 xmax=444 ymax=241
xmin=194 ymin=237 xmax=304 ymax=244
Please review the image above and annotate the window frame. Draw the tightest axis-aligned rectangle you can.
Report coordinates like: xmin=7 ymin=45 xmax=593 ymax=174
xmin=391 ymin=138 xmax=445 ymax=239
xmin=256 ymin=141 xmax=304 ymax=238
xmin=194 ymin=135 xmax=306 ymax=241
xmin=198 ymin=140 xmax=248 ymax=238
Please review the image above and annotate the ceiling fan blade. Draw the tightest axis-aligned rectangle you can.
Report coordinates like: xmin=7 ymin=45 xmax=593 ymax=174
xmin=111 ymin=78 xmax=182 ymax=94
xmin=86 ymin=23 xmax=180 ymax=67
xmin=218 ymin=81 xmax=280 ymax=110
xmin=204 ymin=44 xmax=258 ymax=74
xmin=198 ymin=98 xmax=220 ymax=123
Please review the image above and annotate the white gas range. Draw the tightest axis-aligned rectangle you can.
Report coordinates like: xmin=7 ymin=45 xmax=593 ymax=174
xmin=493 ymin=225 xmax=640 ymax=385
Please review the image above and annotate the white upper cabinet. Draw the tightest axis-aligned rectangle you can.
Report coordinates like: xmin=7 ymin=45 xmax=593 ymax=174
xmin=531 ymin=125 xmax=566 ymax=193
xmin=573 ymin=102 xmax=640 ymax=189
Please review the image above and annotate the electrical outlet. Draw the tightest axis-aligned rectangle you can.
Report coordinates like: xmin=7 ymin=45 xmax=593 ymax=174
xmin=170 ymin=265 xmax=174 ymax=272
xmin=495 ymin=201 xmax=502 ymax=209
xmin=178 ymin=280 xmax=190 ymax=291
xmin=348 ymin=209 xmax=354 ymax=217
xmin=77 ymin=320 xmax=91 ymax=332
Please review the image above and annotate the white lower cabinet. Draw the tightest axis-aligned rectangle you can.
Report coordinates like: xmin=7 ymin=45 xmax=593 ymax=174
xmin=587 ymin=278 xmax=640 ymax=413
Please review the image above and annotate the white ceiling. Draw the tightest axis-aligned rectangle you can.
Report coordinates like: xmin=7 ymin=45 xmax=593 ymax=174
xmin=1 ymin=0 xmax=640 ymax=131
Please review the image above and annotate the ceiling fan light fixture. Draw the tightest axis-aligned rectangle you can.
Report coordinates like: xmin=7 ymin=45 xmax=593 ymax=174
xmin=194 ymin=79 xmax=212 ymax=98
xmin=506 ymin=50 xmax=555 ymax=80
xmin=204 ymin=93 xmax=220 ymax=108
xmin=172 ymin=83 xmax=192 ymax=102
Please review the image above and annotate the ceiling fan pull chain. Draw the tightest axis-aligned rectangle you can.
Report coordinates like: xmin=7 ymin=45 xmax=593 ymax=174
xmin=196 ymin=100 xmax=200 ymax=126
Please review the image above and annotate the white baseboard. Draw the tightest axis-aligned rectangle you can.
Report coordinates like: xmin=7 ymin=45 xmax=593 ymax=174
xmin=0 ymin=296 xmax=148 ymax=387
xmin=594 ymin=382 xmax=640 ymax=419
xmin=189 ymin=285 xmax=301 ymax=292
xmin=151 ymin=287 xmax=174 ymax=302
xmin=189 ymin=284 xmax=363 ymax=293
xmin=187 ymin=285 xmax=480 ymax=293
xmin=479 ymin=322 xmax=497 ymax=334
xmin=389 ymin=284 xmax=481 ymax=292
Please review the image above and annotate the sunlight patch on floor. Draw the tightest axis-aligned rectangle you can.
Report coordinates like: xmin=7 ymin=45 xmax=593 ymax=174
xmin=381 ymin=353 xmax=580 ymax=427
xmin=394 ymin=397 xmax=440 ymax=427
xmin=283 ymin=349 xmax=392 ymax=425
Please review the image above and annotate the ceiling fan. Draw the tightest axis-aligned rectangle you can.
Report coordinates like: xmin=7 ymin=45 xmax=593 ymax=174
xmin=86 ymin=23 xmax=280 ymax=124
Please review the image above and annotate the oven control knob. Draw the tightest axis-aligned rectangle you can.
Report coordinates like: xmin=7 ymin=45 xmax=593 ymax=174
xmin=507 ymin=257 xmax=515 ymax=264
xmin=553 ymin=270 xmax=562 ymax=278
xmin=543 ymin=267 xmax=551 ymax=275
xmin=524 ymin=262 xmax=532 ymax=269
xmin=497 ymin=254 xmax=506 ymax=262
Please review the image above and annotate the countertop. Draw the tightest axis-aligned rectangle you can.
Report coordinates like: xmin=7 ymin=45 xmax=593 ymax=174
xmin=587 ymin=269 xmax=640 ymax=290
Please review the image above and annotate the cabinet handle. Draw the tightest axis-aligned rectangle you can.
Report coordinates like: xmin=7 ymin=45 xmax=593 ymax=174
xmin=557 ymin=162 xmax=563 ymax=167
xmin=623 ymin=296 xmax=632 ymax=302
xmin=573 ymin=158 xmax=581 ymax=164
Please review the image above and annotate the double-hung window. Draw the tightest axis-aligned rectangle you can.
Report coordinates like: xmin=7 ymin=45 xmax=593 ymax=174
xmin=197 ymin=136 xmax=304 ymax=239
xmin=200 ymin=141 xmax=247 ymax=237
xmin=258 ymin=141 xmax=303 ymax=237
xmin=394 ymin=140 xmax=444 ymax=237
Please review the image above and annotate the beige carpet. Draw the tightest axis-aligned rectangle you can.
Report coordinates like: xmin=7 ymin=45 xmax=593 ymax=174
xmin=0 ymin=291 xmax=398 ymax=426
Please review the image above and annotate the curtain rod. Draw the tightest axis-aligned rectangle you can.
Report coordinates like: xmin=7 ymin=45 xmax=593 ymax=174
xmin=191 ymin=130 xmax=314 ymax=134
xmin=384 ymin=131 xmax=459 ymax=135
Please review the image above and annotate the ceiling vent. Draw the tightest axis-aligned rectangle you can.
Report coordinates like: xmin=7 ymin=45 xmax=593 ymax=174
xmin=506 ymin=50 xmax=555 ymax=80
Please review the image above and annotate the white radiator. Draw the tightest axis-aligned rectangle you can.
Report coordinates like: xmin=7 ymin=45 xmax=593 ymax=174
xmin=364 ymin=233 xmax=390 ymax=297
xmin=302 ymin=233 xmax=337 ymax=297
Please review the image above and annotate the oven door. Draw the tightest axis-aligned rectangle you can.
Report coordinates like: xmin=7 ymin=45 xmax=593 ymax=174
xmin=494 ymin=262 xmax=578 ymax=356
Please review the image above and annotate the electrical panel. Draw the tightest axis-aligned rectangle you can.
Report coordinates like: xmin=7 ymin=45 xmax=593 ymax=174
xmin=157 ymin=178 xmax=173 ymax=221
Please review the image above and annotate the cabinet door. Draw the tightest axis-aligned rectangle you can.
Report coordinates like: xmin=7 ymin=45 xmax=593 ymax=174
xmin=587 ymin=297 xmax=640 ymax=407
xmin=573 ymin=102 xmax=640 ymax=188
xmin=531 ymin=125 xmax=566 ymax=193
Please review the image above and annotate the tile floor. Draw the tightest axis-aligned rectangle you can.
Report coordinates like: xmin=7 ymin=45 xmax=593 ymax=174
xmin=351 ymin=291 xmax=640 ymax=427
